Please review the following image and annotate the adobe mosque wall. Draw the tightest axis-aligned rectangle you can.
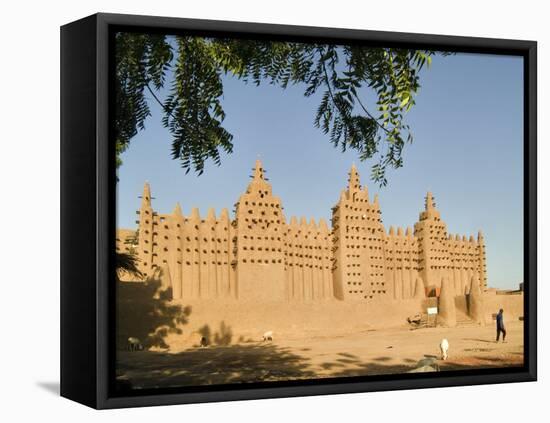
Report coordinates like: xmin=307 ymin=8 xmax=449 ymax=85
xmin=116 ymin=160 xmax=489 ymax=304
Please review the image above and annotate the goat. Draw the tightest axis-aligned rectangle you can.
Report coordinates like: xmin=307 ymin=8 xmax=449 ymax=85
xmin=440 ymin=338 xmax=449 ymax=360
xmin=127 ymin=337 xmax=143 ymax=352
xmin=262 ymin=331 xmax=273 ymax=342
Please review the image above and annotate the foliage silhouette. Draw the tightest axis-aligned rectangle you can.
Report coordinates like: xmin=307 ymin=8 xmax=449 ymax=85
xmin=115 ymin=251 xmax=143 ymax=280
xmin=115 ymin=33 xmax=450 ymax=185
xmin=197 ymin=322 xmax=234 ymax=347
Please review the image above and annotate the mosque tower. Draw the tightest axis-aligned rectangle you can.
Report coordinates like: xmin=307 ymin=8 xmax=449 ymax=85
xmin=414 ymin=192 xmax=450 ymax=292
xmin=136 ymin=182 xmax=154 ymax=278
xmin=331 ymin=164 xmax=387 ymax=302
xmin=233 ymin=160 xmax=286 ymax=302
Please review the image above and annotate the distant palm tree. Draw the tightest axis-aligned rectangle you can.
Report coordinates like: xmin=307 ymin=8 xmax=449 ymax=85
xmin=116 ymin=252 xmax=143 ymax=281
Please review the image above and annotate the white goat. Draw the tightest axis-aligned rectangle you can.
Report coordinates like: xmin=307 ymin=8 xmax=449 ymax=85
xmin=440 ymin=338 xmax=449 ymax=360
xmin=262 ymin=331 xmax=273 ymax=342
xmin=127 ymin=336 xmax=143 ymax=352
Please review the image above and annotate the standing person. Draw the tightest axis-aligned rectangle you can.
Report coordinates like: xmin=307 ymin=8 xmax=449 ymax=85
xmin=496 ymin=308 xmax=506 ymax=342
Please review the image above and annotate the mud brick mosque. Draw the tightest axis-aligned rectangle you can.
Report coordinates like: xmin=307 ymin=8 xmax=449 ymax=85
xmin=117 ymin=160 xmax=488 ymax=303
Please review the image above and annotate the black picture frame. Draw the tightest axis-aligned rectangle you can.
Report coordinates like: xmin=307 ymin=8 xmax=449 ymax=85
xmin=60 ymin=12 xmax=537 ymax=409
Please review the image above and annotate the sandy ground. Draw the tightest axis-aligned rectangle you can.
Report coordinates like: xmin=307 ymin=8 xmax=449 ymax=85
xmin=116 ymin=320 xmax=524 ymax=389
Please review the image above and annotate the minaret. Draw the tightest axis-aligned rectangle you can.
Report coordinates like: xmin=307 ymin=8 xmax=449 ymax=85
xmin=141 ymin=181 xmax=151 ymax=209
xmin=332 ymin=164 xmax=386 ymax=302
xmin=348 ymin=163 xmax=362 ymax=195
xmin=234 ymin=160 xmax=285 ymax=302
xmin=347 ymin=163 xmax=369 ymax=203
xmin=425 ymin=191 xmax=435 ymax=211
xmin=137 ymin=182 xmax=154 ymax=278
xmin=245 ymin=159 xmax=272 ymax=195
xmin=253 ymin=159 xmax=264 ymax=179
xmin=414 ymin=191 xmax=450 ymax=291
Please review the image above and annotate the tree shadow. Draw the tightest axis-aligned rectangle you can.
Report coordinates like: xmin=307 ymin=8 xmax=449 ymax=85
xmin=327 ymin=361 xmax=413 ymax=377
xmin=116 ymin=278 xmax=191 ymax=350
xmin=197 ymin=321 xmax=233 ymax=347
xmin=116 ymin=342 xmax=524 ymax=391
xmin=463 ymin=338 xmax=494 ymax=344
xmin=316 ymin=351 xmax=523 ymax=378
xmin=319 ymin=354 xmax=523 ymax=378
xmin=372 ymin=356 xmax=392 ymax=362
xmin=116 ymin=343 xmax=317 ymax=390
xmin=320 ymin=362 xmax=345 ymax=370
xmin=338 ymin=352 xmax=358 ymax=359
xmin=439 ymin=355 xmax=524 ymax=371
xmin=318 ymin=354 xmax=414 ymax=377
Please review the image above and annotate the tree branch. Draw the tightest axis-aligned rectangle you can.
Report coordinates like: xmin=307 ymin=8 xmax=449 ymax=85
xmin=353 ymin=93 xmax=392 ymax=135
xmin=145 ymin=83 xmax=176 ymax=119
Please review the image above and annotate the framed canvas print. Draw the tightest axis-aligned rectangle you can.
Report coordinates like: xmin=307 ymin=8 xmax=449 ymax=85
xmin=60 ymin=13 xmax=537 ymax=409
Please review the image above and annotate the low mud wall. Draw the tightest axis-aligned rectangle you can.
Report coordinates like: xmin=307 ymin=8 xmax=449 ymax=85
xmin=161 ymin=299 xmax=424 ymax=351
xmin=483 ymin=291 xmax=524 ymax=321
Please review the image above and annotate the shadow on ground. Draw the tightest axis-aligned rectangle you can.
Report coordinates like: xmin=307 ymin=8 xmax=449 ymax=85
xmin=197 ymin=321 xmax=233 ymax=347
xmin=116 ymin=278 xmax=191 ymax=350
xmin=117 ymin=343 xmax=317 ymax=389
xmin=117 ymin=342 xmax=524 ymax=390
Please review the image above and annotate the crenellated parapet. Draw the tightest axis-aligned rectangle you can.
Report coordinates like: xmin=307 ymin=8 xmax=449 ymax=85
xmin=284 ymin=216 xmax=333 ymax=301
xmin=384 ymin=226 xmax=420 ymax=300
xmin=134 ymin=199 xmax=237 ymax=301
xmin=125 ymin=160 xmax=488 ymax=306
xmin=411 ymin=191 xmax=486 ymax=296
xmin=445 ymin=232 xmax=486 ymax=295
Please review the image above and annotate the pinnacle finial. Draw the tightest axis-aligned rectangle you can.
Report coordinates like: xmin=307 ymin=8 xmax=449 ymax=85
xmin=425 ymin=191 xmax=435 ymax=211
xmin=206 ymin=208 xmax=216 ymax=221
xmin=339 ymin=189 xmax=347 ymax=202
xmin=348 ymin=163 xmax=361 ymax=193
xmin=220 ymin=208 xmax=229 ymax=221
xmin=190 ymin=207 xmax=200 ymax=221
xmin=173 ymin=202 xmax=182 ymax=216
xmin=253 ymin=159 xmax=264 ymax=180
xmin=141 ymin=181 xmax=152 ymax=208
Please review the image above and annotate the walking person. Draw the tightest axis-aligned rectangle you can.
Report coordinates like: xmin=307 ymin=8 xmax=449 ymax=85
xmin=496 ymin=308 xmax=506 ymax=342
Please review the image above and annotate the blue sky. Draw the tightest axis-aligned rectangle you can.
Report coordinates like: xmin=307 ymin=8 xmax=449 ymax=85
xmin=117 ymin=48 xmax=523 ymax=289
